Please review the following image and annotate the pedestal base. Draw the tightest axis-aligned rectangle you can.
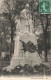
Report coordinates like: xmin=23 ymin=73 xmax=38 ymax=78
xmin=3 ymin=32 xmax=42 ymax=72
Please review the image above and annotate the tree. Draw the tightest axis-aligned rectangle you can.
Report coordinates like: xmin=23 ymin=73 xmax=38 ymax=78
xmin=39 ymin=14 xmax=48 ymax=61
xmin=0 ymin=0 xmax=26 ymax=55
xmin=30 ymin=0 xmax=51 ymax=62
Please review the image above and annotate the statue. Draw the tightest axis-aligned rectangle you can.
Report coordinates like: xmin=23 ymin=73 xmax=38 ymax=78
xmin=3 ymin=4 xmax=42 ymax=72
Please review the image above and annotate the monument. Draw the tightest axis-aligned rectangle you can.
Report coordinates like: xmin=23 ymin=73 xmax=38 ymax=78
xmin=3 ymin=4 xmax=42 ymax=72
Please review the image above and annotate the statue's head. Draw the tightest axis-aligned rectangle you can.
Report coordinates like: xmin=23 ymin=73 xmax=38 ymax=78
xmin=25 ymin=4 xmax=29 ymax=10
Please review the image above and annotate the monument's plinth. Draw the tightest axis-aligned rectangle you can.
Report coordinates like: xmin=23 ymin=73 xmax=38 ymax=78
xmin=3 ymin=32 xmax=42 ymax=72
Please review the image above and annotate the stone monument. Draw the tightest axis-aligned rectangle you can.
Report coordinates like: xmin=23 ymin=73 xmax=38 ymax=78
xmin=3 ymin=4 xmax=42 ymax=72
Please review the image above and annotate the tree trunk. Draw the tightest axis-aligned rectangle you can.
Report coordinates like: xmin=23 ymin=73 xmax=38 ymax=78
xmin=44 ymin=31 xmax=48 ymax=62
xmin=8 ymin=14 xmax=15 ymax=57
xmin=44 ymin=38 xmax=48 ymax=62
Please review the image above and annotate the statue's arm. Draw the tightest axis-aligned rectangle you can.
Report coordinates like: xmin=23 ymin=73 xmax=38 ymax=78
xmin=29 ymin=20 xmax=34 ymax=33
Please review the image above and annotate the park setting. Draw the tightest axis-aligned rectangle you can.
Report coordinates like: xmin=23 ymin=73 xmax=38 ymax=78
xmin=0 ymin=0 xmax=51 ymax=76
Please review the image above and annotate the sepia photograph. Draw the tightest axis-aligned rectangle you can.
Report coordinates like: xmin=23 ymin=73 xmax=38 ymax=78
xmin=0 ymin=0 xmax=51 ymax=77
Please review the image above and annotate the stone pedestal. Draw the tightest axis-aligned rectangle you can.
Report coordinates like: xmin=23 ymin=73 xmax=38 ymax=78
xmin=3 ymin=32 xmax=42 ymax=72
